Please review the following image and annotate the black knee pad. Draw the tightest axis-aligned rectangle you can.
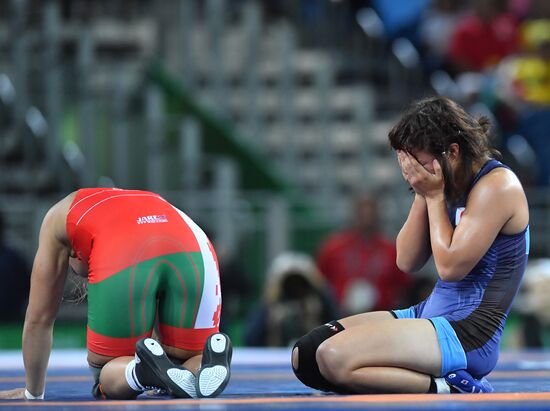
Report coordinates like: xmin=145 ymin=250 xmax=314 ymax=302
xmin=292 ymin=320 xmax=347 ymax=393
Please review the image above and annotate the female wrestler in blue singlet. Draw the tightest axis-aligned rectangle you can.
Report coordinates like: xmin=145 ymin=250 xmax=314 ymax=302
xmin=291 ymin=96 xmax=529 ymax=394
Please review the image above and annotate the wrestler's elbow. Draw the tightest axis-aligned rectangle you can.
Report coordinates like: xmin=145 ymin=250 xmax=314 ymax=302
xmin=396 ymin=252 xmax=428 ymax=274
xmin=396 ymin=258 xmax=420 ymax=274
xmin=436 ymin=261 xmax=469 ymax=282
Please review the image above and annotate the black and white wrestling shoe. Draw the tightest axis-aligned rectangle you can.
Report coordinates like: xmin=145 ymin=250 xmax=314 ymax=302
xmin=196 ymin=333 xmax=233 ymax=398
xmin=135 ymin=338 xmax=197 ymax=398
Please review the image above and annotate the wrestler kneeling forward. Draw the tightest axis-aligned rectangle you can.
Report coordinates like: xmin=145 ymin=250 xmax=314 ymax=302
xmin=0 ymin=188 xmax=232 ymax=400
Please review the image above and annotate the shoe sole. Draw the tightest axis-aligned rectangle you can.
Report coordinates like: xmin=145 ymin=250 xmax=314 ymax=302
xmin=136 ymin=338 xmax=196 ymax=398
xmin=196 ymin=333 xmax=232 ymax=398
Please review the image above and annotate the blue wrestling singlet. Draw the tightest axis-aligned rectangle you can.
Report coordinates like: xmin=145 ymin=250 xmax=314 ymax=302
xmin=394 ymin=159 xmax=529 ymax=378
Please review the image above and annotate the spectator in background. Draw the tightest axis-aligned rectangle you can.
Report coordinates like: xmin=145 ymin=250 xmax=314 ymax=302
xmin=418 ymin=0 xmax=464 ymax=73
xmin=514 ymin=259 xmax=550 ymax=347
xmin=244 ymin=252 xmax=337 ymax=347
xmin=370 ymin=0 xmax=430 ymax=44
xmin=496 ymin=0 xmax=550 ymax=106
xmin=491 ymin=0 xmax=550 ymax=186
xmin=0 ymin=212 xmax=29 ymax=322
xmin=495 ymin=24 xmax=550 ymax=110
xmin=316 ymin=193 xmax=411 ymax=315
xmin=447 ymin=0 xmax=520 ymax=73
xmin=496 ymin=36 xmax=550 ymax=185
xmin=521 ymin=0 xmax=550 ymax=51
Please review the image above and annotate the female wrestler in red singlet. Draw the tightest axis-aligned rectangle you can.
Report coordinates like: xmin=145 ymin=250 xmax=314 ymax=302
xmin=0 ymin=188 xmax=232 ymax=400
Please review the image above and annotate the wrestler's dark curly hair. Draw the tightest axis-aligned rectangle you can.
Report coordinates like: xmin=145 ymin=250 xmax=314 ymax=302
xmin=388 ymin=96 xmax=500 ymax=205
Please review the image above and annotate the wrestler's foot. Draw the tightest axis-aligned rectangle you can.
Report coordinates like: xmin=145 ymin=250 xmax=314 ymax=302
xmin=91 ymin=381 xmax=106 ymax=399
xmin=196 ymin=333 xmax=232 ymax=398
xmin=445 ymin=369 xmax=494 ymax=393
xmin=135 ymin=338 xmax=196 ymax=398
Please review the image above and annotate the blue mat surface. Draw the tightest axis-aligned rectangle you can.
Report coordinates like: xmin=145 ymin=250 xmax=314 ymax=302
xmin=1 ymin=348 xmax=550 ymax=410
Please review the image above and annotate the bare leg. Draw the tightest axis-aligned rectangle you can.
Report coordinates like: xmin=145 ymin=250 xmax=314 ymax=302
xmin=349 ymin=367 xmax=431 ymax=393
xmin=87 ymin=345 xmax=203 ymax=399
xmin=97 ymin=357 xmax=138 ymax=399
xmin=316 ymin=318 xmax=441 ymax=393
xmin=292 ymin=311 xmax=395 ymax=374
xmin=342 ymin=310 xmax=434 ymax=392
xmin=88 ymin=352 xmax=137 ymax=400
xmin=339 ymin=311 xmax=395 ymax=328
xmin=163 ymin=345 xmax=202 ymax=375
xmin=182 ymin=355 xmax=202 ymax=375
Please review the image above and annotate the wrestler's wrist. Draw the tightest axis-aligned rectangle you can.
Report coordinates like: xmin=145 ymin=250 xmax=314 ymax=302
xmin=425 ymin=190 xmax=445 ymax=202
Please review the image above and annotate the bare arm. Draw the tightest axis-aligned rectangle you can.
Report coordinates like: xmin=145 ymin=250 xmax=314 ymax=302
xmin=396 ymin=194 xmax=432 ymax=273
xmin=394 ymin=151 xmax=432 ymax=272
xmin=406 ymin=155 xmax=527 ymax=281
xmin=425 ymin=167 xmax=527 ymax=281
xmin=22 ymin=195 xmax=74 ymax=397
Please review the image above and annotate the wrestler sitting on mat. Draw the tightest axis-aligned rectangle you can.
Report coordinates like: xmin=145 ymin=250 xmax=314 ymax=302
xmin=292 ymin=96 xmax=529 ymax=395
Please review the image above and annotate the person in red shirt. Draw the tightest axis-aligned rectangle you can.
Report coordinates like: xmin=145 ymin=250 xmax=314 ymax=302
xmin=447 ymin=0 xmax=520 ymax=72
xmin=316 ymin=193 xmax=411 ymax=315
xmin=0 ymin=188 xmax=232 ymax=401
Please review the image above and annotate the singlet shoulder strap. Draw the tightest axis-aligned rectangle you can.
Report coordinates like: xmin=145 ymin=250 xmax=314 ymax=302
xmin=470 ymin=159 xmax=510 ymax=188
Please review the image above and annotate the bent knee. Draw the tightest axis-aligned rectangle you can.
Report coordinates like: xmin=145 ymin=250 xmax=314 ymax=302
xmin=97 ymin=360 xmax=138 ymax=400
xmin=292 ymin=321 xmax=349 ymax=393
xmin=316 ymin=340 xmax=349 ymax=385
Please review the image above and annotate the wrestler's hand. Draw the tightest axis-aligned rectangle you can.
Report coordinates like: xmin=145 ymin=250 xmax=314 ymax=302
xmin=398 ymin=151 xmax=444 ymax=199
xmin=0 ymin=388 xmax=26 ymax=399
xmin=396 ymin=150 xmax=411 ymax=182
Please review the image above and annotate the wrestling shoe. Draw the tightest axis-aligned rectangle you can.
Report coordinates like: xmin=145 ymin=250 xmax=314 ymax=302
xmin=135 ymin=338 xmax=197 ymax=398
xmin=196 ymin=333 xmax=232 ymax=398
xmin=445 ymin=369 xmax=494 ymax=393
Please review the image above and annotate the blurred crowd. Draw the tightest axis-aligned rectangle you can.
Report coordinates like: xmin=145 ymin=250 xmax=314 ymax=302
xmin=231 ymin=192 xmax=428 ymax=347
xmin=365 ymin=0 xmax=550 ymax=186
xmin=230 ymin=193 xmax=550 ymax=349
xmin=240 ymin=193 xmax=411 ymax=346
